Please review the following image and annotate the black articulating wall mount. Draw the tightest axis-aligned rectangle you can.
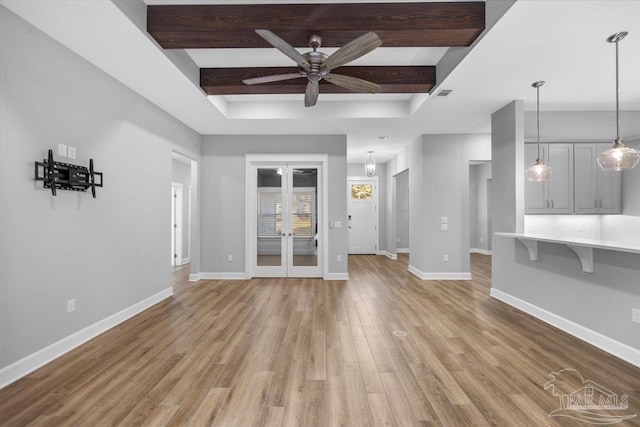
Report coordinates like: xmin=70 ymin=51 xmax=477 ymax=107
xmin=34 ymin=149 xmax=103 ymax=198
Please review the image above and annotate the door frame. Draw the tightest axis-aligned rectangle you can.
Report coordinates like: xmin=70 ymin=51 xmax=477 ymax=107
xmin=347 ymin=176 xmax=379 ymax=254
xmin=171 ymin=182 xmax=183 ymax=266
xmin=245 ymin=154 xmax=328 ymax=279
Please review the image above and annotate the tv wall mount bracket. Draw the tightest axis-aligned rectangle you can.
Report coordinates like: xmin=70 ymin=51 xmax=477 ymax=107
xmin=34 ymin=149 xmax=103 ymax=198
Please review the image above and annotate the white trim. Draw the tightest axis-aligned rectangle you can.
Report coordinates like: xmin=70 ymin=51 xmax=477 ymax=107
xmin=377 ymin=251 xmax=397 ymax=260
xmin=189 ymin=273 xmax=200 ymax=282
xmin=396 ymin=248 xmax=409 ymax=253
xmin=470 ymin=248 xmax=492 ymax=255
xmin=0 ymin=288 xmax=173 ymax=390
xmin=171 ymin=182 xmax=183 ymax=266
xmin=199 ymin=272 xmax=248 ymax=280
xmin=490 ymin=288 xmax=640 ymax=368
xmin=408 ymin=265 xmax=472 ymax=280
xmin=245 ymin=154 xmax=329 ymax=163
xmin=324 ymin=273 xmax=349 ymax=280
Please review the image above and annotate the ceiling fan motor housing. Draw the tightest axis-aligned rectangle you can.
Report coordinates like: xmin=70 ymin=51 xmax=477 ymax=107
xmin=303 ymin=49 xmax=328 ymax=81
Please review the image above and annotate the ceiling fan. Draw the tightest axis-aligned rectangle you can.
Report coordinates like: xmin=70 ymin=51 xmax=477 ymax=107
xmin=243 ymin=30 xmax=383 ymax=107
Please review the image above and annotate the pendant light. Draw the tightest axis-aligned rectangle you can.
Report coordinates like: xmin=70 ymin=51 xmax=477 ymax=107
xmin=526 ymin=81 xmax=552 ymax=182
xmin=597 ymin=31 xmax=640 ymax=171
xmin=364 ymin=151 xmax=376 ymax=177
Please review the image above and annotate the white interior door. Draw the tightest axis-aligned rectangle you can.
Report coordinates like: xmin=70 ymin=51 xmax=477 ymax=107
xmin=171 ymin=183 xmax=183 ymax=266
xmin=252 ymin=164 xmax=322 ymax=278
xmin=348 ymin=178 xmax=378 ymax=254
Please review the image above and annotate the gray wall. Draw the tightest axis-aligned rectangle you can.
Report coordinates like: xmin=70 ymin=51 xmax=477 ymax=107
xmin=0 ymin=7 xmax=201 ymax=368
xmin=409 ymin=134 xmax=491 ymax=276
xmin=396 ymin=170 xmax=410 ymax=250
xmin=172 ymin=159 xmax=191 ymax=262
xmin=201 ymin=135 xmax=347 ymax=275
xmin=347 ymin=162 xmax=387 ymax=253
xmin=493 ymin=103 xmax=640 ymax=354
xmin=469 ymin=162 xmax=492 ymax=252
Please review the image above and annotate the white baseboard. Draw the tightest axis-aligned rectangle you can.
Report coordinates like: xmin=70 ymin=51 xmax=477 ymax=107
xmin=181 ymin=257 xmax=190 ymax=264
xmin=408 ymin=265 xmax=472 ymax=280
xmin=188 ymin=273 xmax=200 ymax=282
xmin=0 ymin=287 xmax=173 ymax=390
xmin=470 ymin=248 xmax=492 ymax=255
xmin=396 ymin=248 xmax=409 ymax=253
xmin=377 ymin=251 xmax=397 ymax=260
xmin=325 ymin=273 xmax=349 ymax=280
xmin=199 ymin=272 xmax=248 ymax=280
xmin=490 ymin=288 xmax=640 ymax=368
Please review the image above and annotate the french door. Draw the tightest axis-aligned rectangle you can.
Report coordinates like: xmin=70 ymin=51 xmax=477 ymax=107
xmin=248 ymin=160 xmax=324 ymax=278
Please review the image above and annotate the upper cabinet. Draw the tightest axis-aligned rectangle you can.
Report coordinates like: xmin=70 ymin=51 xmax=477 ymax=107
xmin=574 ymin=143 xmax=621 ymax=214
xmin=525 ymin=143 xmax=574 ymax=214
xmin=525 ymin=142 xmax=621 ymax=215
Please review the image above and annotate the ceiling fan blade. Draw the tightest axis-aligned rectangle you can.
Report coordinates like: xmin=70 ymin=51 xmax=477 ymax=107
xmin=322 ymin=31 xmax=382 ymax=71
xmin=243 ymin=73 xmax=303 ymax=85
xmin=255 ymin=29 xmax=311 ymax=72
xmin=305 ymin=81 xmax=319 ymax=107
xmin=324 ymin=74 xmax=380 ymax=94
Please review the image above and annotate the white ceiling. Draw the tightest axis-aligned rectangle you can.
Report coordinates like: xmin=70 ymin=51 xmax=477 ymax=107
xmin=2 ymin=0 xmax=639 ymax=164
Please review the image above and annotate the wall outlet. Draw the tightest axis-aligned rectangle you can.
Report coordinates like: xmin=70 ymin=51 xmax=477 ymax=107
xmin=440 ymin=224 xmax=448 ymax=231
xmin=443 ymin=254 xmax=449 ymax=262
xmin=336 ymin=255 xmax=342 ymax=262
xmin=632 ymin=308 xmax=640 ymax=324
xmin=227 ymin=254 xmax=233 ymax=262
xmin=397 ymin=237 xmax=400 ymax=243
xmin=67 ymin=145 xmax=77 ymax=160
xmin=441 ymin=217 xmax=448 ymax=224
xmin=58 ymin=143 xmax=68 ymax=157
xmin=480 ymin=237 xmax=484 ymax=243
xmin=67 ymin=298 xmax=76 ymax=314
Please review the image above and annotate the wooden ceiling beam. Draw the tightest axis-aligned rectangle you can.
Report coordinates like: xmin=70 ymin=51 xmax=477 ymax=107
xmin=201 ymin=66 xmax=435 ymax=95
xmin=148 ymin=2 xmax=485 ymax=48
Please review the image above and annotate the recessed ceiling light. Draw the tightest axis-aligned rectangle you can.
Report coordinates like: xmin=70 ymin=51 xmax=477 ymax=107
xmin=437 ymin=89 xmax=453 ymax=97
xmin=378 ymin=136 xmax=389 ymax=140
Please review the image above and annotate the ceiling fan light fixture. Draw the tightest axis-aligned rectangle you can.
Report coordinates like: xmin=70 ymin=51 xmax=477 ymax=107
xmin=526 ymin=80 xmax=552 ymax=182
xmin=597 ymin=31 xmax=639 ymax=171
xmin=365 ymin=151 xmax=376 ymax=177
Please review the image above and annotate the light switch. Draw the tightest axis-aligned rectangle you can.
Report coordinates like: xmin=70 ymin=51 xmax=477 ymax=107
xmin=334 ymin=221 xmax=341 ymax=228
xmin=67 ymin=145 xmax=76 ymax=160
xmin=441 ymin=217 xmax=448 ymax=224
xmin=57 ymin=143 xmax=67 ymax=157
xmin=441 ymin=224 xmax=448 ymax=231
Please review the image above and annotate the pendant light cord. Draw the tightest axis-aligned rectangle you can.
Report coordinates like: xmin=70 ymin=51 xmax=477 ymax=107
xmin=537 ymin=84 xmax=541 ymax=159
xmin=615 ymin=38 xmax=620 ymax=141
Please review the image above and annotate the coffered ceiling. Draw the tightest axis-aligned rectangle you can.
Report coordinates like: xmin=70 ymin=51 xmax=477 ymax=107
xmin=146 ymin=2 xmax=484 ymax=98
xmin=2 ymin=0 xmax=639 ymax=163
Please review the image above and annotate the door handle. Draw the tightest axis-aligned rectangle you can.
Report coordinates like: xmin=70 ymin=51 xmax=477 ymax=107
xmin=281 ymin=233 xmax=286 ymax=236
xmin=594 ymin=198 xmax=598 ymax=209
xmin=599 ymin=198 xmax=603 ymax=209
xmin=551 ymin=199 xmax=554 ymax=208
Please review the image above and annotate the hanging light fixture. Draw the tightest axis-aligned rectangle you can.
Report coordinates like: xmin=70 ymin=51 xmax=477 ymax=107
xmin=364 ymin=151 xmax=376 ymax=177
xmin=597 ymin=31 xmax=639 ymax=171
xmin=526 ymin=81 xmax=552 ymax=182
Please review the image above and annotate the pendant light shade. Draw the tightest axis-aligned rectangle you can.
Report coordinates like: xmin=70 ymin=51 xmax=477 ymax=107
xmin=597 ymin=31 xmax=640 ymax=171
xmin=526 ymin=81 xmax=552 ymax=182
xmin=364 ymin=151 xmax=376 ymax=177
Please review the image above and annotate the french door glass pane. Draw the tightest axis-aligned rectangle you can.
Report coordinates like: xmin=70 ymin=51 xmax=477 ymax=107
xmin=257 ymin=168 xmax=282 ymax=266
xmin=292 ymin=169 xmax=318 ymax=267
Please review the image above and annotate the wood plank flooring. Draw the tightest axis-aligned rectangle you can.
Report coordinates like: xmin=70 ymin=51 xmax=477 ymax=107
xmin=2 ymin=254 xmax=640 ymax=426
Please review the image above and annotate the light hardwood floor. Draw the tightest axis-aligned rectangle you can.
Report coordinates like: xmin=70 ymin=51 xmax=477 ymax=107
xmin=1 ymin=254 xmax=640 ymax=426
